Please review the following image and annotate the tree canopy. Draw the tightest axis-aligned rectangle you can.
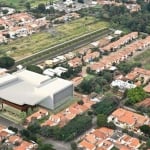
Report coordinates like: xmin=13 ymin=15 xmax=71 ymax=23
xmin=0 ymin=56 xmax=15 ymax=68
xmin=117 ymin=62 xmax=141 ymax=74
xmin=140 ymin=125 xmax=150 ymax=137
xmin=97 ymin=114 xmax=107 ymax=127
xmin=92 ymin=95 xmax=118 ymax=115
xmin=26 ymin=65 xmax=43 ymax=74
xmin=126 ymin=87 xmax=147 ymax=105
xmin=57 ymin=114 xmax=92 ymax=141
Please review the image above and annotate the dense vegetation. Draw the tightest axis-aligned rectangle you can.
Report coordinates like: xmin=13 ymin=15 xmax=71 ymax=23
xmin=140 ymin=125 xmax=150 ymax=137
xmin=76 ymin=70 xmax=113 ymax=94
xmin=61 ymin=66 xmax=82 ymax=79
xmin=97 ymin=114 xmax=107 ymax=127
xmin=26 ymin=65 xmax=43 ymax=74
xmin=126 ymin=87 xmax=147 ymax=105
xmin=92 ymin=95 xmax=118 ymax=115
xmin=57 ymin=114 xmax=92 ymax=141
xmin=117 ymin=61 xmax=141 ymax=74
xmin=40 ymin=114 xmax=92 ymax=141
xmin=78 ymin=2 xmax=150 ymax=33
xmin=0 ymin=56 xmax=15 ymax=68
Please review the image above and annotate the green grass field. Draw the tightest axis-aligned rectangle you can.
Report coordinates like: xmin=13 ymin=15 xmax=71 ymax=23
xmin=133 ymin=49 xmax=150 ymax=69
xmin=0 ymin=0 xmax=51 ymax=10
xmin=0 ymin=17 xmax=109 ymax=60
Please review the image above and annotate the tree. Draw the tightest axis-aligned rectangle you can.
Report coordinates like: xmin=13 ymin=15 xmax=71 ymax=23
xmin=97 ymin=114 xmax=107 ymax=127
xmin=0 ymin=25 xmax=4 ymax=30
xmin=26 ymin=65 xmax=43 ymax=74
xmin=146 ymin=139 xmax=150 ymax=148
xmin=102 ymin=71 xmax=113 ymax=83
xmin=58 ymin=115 xmax=92 ymax=141
xmin=92 ymin=96 xmax=118 ymax=115
xmin=140 ymin=125 xmax=150 ymax=137
xmin=111 ymin=147 xmax=119 ymax=150
xmin=71 ymin=142 xmax=77 ymax=150
xmin=40 ymin=126 xmax=53 ymax=137
xmin=0 ymin=56 xmax=15 ymax=68
xmin=8 ymin=126 xmax=18 ymax=133
xmin=2 ymin=9 xmax=8 ymax=15
xmin=117 ymin=62 xmax=141 ymax=74
xmin=78 ymin=0 xmax=84 ymax=3
xmin=25 ymin=2 xmax=31 ymax=10
xmin=20 ymin=129 xmax=30 ymax=139
xmin=127 ymin=87 xmax=147 ymax=105
xmin=38 ymin=3 xmax=46 ymax=13
xmin=27 ymin=122 xmax=41 ymax=134
xmin=77 ymin=100 xmax=84 ymax=105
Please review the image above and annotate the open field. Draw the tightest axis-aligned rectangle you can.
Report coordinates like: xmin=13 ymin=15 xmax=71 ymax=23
xmin=0 ymin=17 xmax=109 ymax=60
xmin=0 ymin=0 xmax=52 ymax=9
xmin=132 ymin=49 xmax=150 ymax=69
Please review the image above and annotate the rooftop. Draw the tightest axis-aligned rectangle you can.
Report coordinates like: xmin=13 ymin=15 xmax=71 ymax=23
xmin=0 ymin=69 xmax=73 ymax=106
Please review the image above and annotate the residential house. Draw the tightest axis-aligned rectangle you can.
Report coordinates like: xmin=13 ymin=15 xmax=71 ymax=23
xmin=68 ymin=57 xmax=82 ymax=67
xmin=126 ymin=67 xmax=150 ymax=85
xmin=26 ymin=108 xmax=49 ymax=124
xmin=108 ymin=108 xmax=149 ymax=132
xmin=136 ymin=98 xmax=150 ymax=108
xmin=79 ymin=140 xmax=96 ymax=150
xmin=101 ymin=32 xmax=138 ymax=53
xmin=6 ymin=135 xmax=22 ymax=145
xmin=14 ymin=140 xmax=38 ymax=150
xmin=78 ymin=126 xmax=142 ymax=150
xmin=125 ymin=4 xmax=141 ymax=12
xmin=83 ymin=51 xmax=100 ymax=63
xmin=144 ymin=84 xmax=150 ymax=93
xmin=89 ymin=62 xmax=105 ymax=73
xmin=41 ymin=96 xmax=95 ymax=127
xmin=111 ymin=80 xmax=136 ymax=90
xmin=0 ymin=130 xmax=10 ymax=142
xmin=90 ymin=35 xmax=150 ymax=73
xmin=71 ymin=76 xmax=83 ymax=86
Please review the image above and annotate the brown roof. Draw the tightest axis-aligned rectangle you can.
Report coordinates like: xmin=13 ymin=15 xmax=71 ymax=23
xmin=144 ymin=84 xmax=150 ymax=93
xmin=136 ymin=98 xmax=150 ymax=107
xmin=79 ymin=140 xmax=95 ymax=150
xmin=111 ymin=108 xmax=149 ymax=127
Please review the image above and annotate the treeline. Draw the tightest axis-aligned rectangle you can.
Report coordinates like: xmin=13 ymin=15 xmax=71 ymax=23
xmin=78 ymin=2 xmax=150 ymax=33
xmin=20 ymin=114 xmax=92 ymax=142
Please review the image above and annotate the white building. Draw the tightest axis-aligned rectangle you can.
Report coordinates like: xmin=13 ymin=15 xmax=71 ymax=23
xmin=0 ymin=69 xmax=73 ymax=110
xmin=54 ymin=67 xmax=68 ymax=76
xmin=43 ymin=68 xmax=56 ymax=77
xmin=111 ymin=80 xmax=136 ymax=90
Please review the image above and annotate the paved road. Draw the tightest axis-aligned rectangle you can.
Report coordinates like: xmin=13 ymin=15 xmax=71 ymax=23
xmin=44 ymin=138 xmax=71 ymax=150
xmin=0 ymin=116 xmax=23 ymax=130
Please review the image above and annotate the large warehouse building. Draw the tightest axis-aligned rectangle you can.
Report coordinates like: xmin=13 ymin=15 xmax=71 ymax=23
xmin=0 ymin=69 xmax=73 ymax=111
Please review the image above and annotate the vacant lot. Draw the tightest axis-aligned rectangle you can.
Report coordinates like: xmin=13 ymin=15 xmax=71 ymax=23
xmin=0 ymin=17 xmax=109 ymax=60
xmin=133 ymin=49 xmax=150 ymax=69
xmin=0 ymin=0 xmax=51 ymax=9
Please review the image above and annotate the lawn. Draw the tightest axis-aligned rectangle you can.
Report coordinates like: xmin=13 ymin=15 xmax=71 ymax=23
xmin=0 ymin=17 xmax=109 ymax=60
xmin=132 ymin=49 xmax=150 ymax=69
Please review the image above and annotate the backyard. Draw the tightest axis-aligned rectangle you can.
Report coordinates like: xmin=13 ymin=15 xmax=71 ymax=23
xmin=132 ymin=49 xmax=150 ymax=70
xmin=0 ymin=17 xmax=109 ymax=60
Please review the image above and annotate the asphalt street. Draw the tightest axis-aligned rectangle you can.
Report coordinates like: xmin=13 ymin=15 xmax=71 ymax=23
xmin=0 ymin=116 xmax=23 ymax=130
